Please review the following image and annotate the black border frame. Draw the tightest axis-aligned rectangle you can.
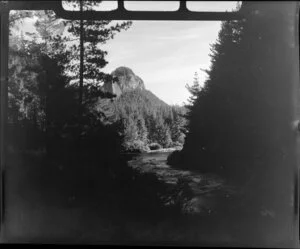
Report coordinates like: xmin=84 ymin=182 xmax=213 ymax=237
xmin=0 ymin=1 xmax=299 ymax=246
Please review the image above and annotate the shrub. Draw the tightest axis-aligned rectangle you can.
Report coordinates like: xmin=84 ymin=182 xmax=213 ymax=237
xmin=123 ymin=140 xmax=149 ymax=153
xmin=177 ymin=133 xmax=185 ymax=144
xmin=171 ymin=141 xmax=183 ymax=148
xmin=148 ymin=143 xmax=162 ymax=150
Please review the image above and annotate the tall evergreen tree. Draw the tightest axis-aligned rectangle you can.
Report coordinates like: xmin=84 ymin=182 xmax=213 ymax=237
xmin=123 ymin=115 xmax=139 ymax=148
xmin=185 ymin=72 xmax=201 ymax=109
xmin=62 ymin=1 xmax=131 ymax=86
xmin=171 ymin=2 xmax=297 ymax=244
xmin=30 ymin=5 xmax=131 ymax=117
xmin=170 ymin=107 xmax=186 ymax=144
xmin=136 ymin=116 xmax=148 ymax=145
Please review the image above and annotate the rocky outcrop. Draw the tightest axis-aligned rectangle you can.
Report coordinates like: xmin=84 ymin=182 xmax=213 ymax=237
xmin=102 ymin=66 xmax=145 ymax=97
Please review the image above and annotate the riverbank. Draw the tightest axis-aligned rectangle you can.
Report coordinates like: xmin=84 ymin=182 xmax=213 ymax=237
xmin=120 ymin=146 xmax=182 ymax=161
xmin=127 ymin=150 xmax=237 ymax=215
xmin=3 ymin=150 xmax=287 ymax=246
xmin=146 ymin=146 xmax=182 ymax=153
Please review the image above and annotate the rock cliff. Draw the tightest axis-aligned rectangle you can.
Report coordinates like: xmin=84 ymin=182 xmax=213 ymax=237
xmin=102 ymin=66 xmax=145 ymax=97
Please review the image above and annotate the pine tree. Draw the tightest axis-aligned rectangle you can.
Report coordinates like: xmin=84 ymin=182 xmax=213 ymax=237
xmin=30 ymin=5 xmax=131 ymax=116
xmin=145 ymin=112 xmax=157 ymax=144
xmin=176 ymin=3 xmax=297 ymax=241
xmin=36 ymin=54 xmax=76 ymax=129
xmin=161 ymin=125 xmax=173 ymax=148
xmin=136 ymin=116 xmax=148 ymax=145
xmin=181 ymin=17 xmax=245 ymax=172
xmin=170 ymin=108 xmax=186 ymax=145
xmin=8 ymin=35 xmax=46 ymax=127
xmin=185 ymin=72 xmax=201 ymax=108
xmin=62 ymin=1 xmax=132 ymax=87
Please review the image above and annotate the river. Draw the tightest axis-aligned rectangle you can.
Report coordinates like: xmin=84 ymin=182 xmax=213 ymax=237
xmin=128 ymin=150 xmax=237 ymax=215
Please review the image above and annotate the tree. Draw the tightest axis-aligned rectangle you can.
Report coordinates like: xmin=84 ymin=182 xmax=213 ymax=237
xmin=30 ymin=5 xmax=131 ymax=116
xmin=185 ymin=72 xmax=201 ymax=109
xmin=9 ymin=10 xmax=34 ymax=33
xmin=61 ymin=1 xmax=132 ymax=91
xmin=172 ymin=2 xmax=297 ymax=243
xmin=180 ymin=17 xmax=245 ymax=172
xmin=36 ymin=54 xmax=76 ymax=129
xmin=145 ymin=112 xmax=157 ymax=144
xmin=8 ymin=6 xmax=132 ymax=153
xmin=160 ymin=125 xmax=173 ymax=148
xmin=170 ymin=106 xmax=186 ymax=145
xmin=8 ymin=35 xmax=46 ymax=127
xmin=136 ymin=116 xmax=148 ymax=145
xmin=32 ymin=10 xmax=67 ymax=56
xmin=122 ymin=115 xmax=139 ymax=150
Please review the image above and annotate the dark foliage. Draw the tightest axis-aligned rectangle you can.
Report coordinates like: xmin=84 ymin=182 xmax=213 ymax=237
xmin=149 ymin=143 xmax=162 ymax=151
xmin=167 ymin=2 xmax=297 ymax=238
xmin=7 ymin=8 xmax=188 ymax=226
xmin=110 ymin=88 xmax=187 ymax=152
xmin=166 ymin=150 xmax=184 ymax=168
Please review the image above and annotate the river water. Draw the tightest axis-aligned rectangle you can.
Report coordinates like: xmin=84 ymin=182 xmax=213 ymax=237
xmin=128 ymin=151 xmax=237 ymax=215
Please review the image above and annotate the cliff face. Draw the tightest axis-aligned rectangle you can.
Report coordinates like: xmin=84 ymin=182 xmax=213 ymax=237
xmin=102 ymin=67 xmax=145 ymax=97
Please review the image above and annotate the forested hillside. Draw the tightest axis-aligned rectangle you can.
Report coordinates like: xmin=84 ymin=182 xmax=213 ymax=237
xmin=113 ymin=88 xmax=186 ymax=152
xmin=6 ymin=3 xmax=189 ymax=232
xmin=7 ymin=7 xmax=186 ymax=156
xmin=98 ymin=66 xmax=187 ymax=152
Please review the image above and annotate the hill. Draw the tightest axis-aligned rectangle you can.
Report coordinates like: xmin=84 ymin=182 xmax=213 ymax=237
xmin=99 ymin=67 xmax=187 ymax=152
xmin=102 ymin=66 xmax=145 ymax=97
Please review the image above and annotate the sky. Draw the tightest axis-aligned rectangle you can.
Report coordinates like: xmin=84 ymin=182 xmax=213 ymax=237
xmin=101 ymin=20 xmax=222 ymax=105
xmin=14 ymin=1 xmax=238 ymax=105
